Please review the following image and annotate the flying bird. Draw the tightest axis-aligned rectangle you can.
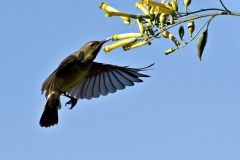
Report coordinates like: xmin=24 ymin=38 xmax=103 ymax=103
xmin=40 ymin=38 xmax=153 ymax=127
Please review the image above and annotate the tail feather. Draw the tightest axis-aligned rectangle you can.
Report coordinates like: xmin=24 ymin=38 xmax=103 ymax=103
xmin=39 ymin=97 xmax=61 ymax=127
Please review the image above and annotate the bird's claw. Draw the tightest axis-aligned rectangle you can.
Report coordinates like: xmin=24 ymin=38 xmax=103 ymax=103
xmin=65 ymin=98 xmax=78 ymax=109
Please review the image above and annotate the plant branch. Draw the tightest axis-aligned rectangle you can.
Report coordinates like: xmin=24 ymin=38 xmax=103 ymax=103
xmin=178 ymin=16 xmax=215 ymax=49
xmin=170 ymin=11 xmax=240 ymax=28
xmin=178 ymin=8 xmax=226 ymax=17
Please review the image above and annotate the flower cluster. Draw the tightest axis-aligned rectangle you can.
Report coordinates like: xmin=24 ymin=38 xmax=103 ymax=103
xmin=99 ymin=0 xmax=193 ymax=55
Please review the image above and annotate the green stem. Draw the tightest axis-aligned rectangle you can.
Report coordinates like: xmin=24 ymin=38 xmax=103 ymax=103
xmin=178 ymin=8 xmax=226 ymax=17
xmin=169 ymin=11 xmax=240 ymax=29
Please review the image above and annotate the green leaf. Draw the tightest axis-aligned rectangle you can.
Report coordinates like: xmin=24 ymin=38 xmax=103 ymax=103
xmin=197 ymin=28 xmax=208 ymax=61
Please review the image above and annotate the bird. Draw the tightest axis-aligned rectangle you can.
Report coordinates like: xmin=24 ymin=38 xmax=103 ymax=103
xmin=39 ymin=38 xmax=154 ymax=127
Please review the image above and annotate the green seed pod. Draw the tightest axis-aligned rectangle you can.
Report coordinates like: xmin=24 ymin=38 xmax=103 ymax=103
xmin=165 ymin=48 xmax=176 ymax=55
xmin=183 ymin=0 xmax=191 ymax=13
xmin=197 ymin=28 xmax=208 ymax=60
xmin=178 ymin=25 xmax=184 ymax=40
xmin=188 ymin=20 xmax=195 ymax=37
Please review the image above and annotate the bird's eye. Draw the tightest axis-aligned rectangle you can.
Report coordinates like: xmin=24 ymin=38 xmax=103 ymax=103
xmin=89 ymin=43 xmax=95 ymax=48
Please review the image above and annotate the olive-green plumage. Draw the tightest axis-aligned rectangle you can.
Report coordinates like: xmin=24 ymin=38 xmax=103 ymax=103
xmin=39 ymin=39 xmax=153 ymax=127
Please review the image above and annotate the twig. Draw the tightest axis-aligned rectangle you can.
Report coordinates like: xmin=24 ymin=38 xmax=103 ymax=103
xmin=178 ymin=16 xmax=215 ymax=49
xmin=219 ymin=0 xmax=231 ymax=13
xmin=178 ymin=8 xmax=226 ymax=17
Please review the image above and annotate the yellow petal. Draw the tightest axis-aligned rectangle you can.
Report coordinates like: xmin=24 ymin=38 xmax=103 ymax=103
xmin=100 ymin=2 xmax=131 ymax=24
xmin=111 ymin=33 xmax=143 ymax=41
xmin=136 ymin=2 xmax=151 ymax=15
xmin=123 ymin=41 xmax=148 ymax=51
xmin=103 ymin=38 xmax=137 ymax=53
xmin=140 ymin=0 xmax=175 ymax=16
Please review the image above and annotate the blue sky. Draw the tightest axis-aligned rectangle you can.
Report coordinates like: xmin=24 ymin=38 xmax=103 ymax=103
xmin=1 ymin=0 xmax=240 ymax=160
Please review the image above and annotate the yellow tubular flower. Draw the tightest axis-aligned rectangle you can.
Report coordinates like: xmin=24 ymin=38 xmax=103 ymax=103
xmin=105 ymin=11 xmax=132 ymax=18
xmin=123 ymin=41 xmax=148 ymax=51
xmin=111 ymin=33 xmax=143 ymax=41
xmin=150 ymin=6 xmax=159 ymax=14
xmin=136 ymin=2 xmax=151 ymax=15
xmin=140 ymin=0 xmax=175 ymax=15
xmin=146 ymin=6 xmax=152 ymax=12
xmin=149 ymin=7 xmax=155 ymax=14
xmin=100 ymin=2 xmax=130 ymax=24
xmin=137 ymin=18 xmax=145 ymax=34
xmin=103 ymin=38 xmax=137 ymax=53
xmin=100 ymin=2 xmax=117 ymax=12
xmin=141 ymin=0 xmax=165 ymax=7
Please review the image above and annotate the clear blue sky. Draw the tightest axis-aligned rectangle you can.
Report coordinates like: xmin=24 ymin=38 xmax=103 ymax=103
xmin=1 ymin=0 xmax=240 ymax=160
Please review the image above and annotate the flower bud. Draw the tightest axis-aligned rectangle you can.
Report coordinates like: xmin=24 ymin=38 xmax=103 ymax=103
xmin=183 ymin=0 xmax=191 ymax=13
xmin=165 ymin=48 xmax=176 ymax=55
xmin=188 ymin=20 xmax=195 ymax=37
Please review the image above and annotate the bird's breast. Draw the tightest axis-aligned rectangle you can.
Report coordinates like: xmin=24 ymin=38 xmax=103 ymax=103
xmin=60 ymin=62 xmax=92 ymax=92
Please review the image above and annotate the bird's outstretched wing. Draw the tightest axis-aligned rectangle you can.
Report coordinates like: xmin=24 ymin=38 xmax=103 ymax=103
xmin=67 ymin=63 xmax=154 ymax=100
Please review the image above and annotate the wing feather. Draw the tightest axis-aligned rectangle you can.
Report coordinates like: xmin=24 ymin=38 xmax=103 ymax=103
xmin=67 ymin=63 xmax=154 ymax=100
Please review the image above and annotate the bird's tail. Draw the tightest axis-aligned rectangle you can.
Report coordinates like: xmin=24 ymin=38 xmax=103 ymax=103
xmin=39 ymin=93 xmax=61 ymax=127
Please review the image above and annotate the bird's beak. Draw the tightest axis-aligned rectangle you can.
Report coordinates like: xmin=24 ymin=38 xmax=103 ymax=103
xmin=100 ymin=37 xmax=111 ymax=44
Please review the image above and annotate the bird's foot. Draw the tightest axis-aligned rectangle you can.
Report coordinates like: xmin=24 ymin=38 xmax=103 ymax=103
xmin=61 ymin=92 xmax=78 ymax=109
xmin=65 ymin=97 xmax=78 ymax=109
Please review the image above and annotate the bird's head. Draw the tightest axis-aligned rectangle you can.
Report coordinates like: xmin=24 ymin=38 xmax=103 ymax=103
xmin=80 ymin=38 xmax=110 ymax=61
